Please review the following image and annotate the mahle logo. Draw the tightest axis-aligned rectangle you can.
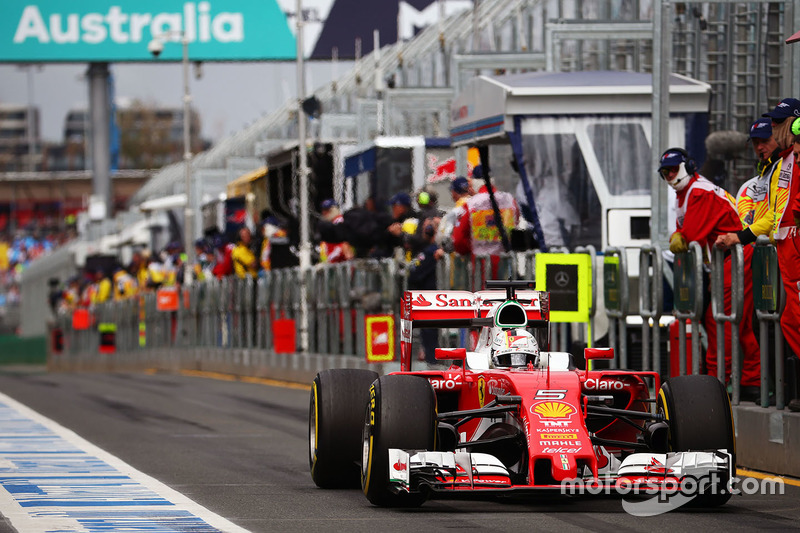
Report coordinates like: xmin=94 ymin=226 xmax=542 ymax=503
xmin=13 ymin=2 xmax=244 ymax=45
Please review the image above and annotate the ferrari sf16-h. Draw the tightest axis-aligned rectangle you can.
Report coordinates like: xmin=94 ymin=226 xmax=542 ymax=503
xmin=309 ymin=280 xmax=735 ymax=508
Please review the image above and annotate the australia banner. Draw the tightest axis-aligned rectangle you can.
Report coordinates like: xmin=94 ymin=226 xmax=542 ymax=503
xmin=0 ymin=0 xmax=471 ymax=62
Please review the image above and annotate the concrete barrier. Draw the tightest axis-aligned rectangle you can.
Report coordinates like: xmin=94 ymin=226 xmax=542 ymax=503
xmin=733 ymin=404 xmax=800 ymax=477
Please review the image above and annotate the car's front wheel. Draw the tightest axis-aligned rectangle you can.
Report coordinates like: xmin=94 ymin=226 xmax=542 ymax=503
xmin=309 ymin=369 xmax=378 ymax=488
xmin=361 ymin=374 xmax=437 ymax=507
xmin=658 ymin=374 xmax=735 ymax=507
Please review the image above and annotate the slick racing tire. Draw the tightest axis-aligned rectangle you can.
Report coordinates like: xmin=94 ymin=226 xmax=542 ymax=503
xmin=362 ymin=375 xmax=437 ymax=507
xmin=658 ymin=374 xmax=735 ymax=507
xmin=309 ymin=369 xmax=379 ymax=489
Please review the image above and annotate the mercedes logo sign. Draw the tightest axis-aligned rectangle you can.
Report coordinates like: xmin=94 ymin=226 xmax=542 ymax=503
xmin=554 ymin=271 xmax=569 ymax=287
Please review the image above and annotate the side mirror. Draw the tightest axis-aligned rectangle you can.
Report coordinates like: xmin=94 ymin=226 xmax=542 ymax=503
xmin=435 ymin=347 xmax=466 ymax=361
xmin=584 ymin=347 xmax=615 ymax=360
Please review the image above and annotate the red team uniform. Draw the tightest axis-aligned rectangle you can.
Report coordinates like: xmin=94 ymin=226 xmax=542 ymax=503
xmin=661 ymin=149 xmax=761 ymax=387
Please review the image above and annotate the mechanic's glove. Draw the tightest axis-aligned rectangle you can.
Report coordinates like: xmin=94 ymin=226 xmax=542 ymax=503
xmin=669 ymin=232 xmax=689 ymax=254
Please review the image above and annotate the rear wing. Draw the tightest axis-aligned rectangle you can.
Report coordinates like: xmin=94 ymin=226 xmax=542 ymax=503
xmin=401 ymin=290 xmax=549 ymax=325
xmin=399 ymin=285 xmax=550 ymax=371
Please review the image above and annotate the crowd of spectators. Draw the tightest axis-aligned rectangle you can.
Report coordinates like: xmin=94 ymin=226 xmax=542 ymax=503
xmin=45 ymin=171 xmax=513 ymax=302
xmin=11 ymin=138 xmax=800 ymax=407
xmin=42 ymin=170 xmax=527 ymax=363
xmin=0 ymin=230 xmax=75 ymax=307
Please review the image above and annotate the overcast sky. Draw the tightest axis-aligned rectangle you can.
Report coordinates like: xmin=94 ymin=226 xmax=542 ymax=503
xmin=0 ymin=60 xmax=351 ymax=144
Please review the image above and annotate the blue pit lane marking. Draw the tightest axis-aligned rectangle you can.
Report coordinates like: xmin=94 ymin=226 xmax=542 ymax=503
xmin=0 ymin=392 xmax=249 ymax=533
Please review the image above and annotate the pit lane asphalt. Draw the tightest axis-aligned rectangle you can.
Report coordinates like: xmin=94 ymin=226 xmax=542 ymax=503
xmin=0 ymin=367 xmax=798 ymax=533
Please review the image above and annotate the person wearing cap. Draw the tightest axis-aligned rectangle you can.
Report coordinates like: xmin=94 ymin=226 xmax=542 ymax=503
xmin=416 ymin=187 xmax=444 ymax=220
xmin=761 ymin=98 xmax=800 ymax=362
xmin=231 ymin=227 xmax=258 ymax=279
xmin=211 ymin=233 xmax=234 ymax=279
xmin=112 ymin=265 xmax=138 ymax=301
xmin=452 ymin=171 xmax=519 ymax=277
xmin=128 ymin=250 xmax=149 ymax=290
xmin=716 ymin=117 xmax=781 ymax=249
xmin=404 ymin=188 xmax=444 ymax=258
xmin=389 ymin=192 xmax=417 ymax=226
xmin=259 ymin=215 xmax=298 ymax=271
xmin=407 ymin=216 xmax=445 ymax=365
xmin=659 ymin=147 xmax=761 ymax=393
xmin=60 ymin=275 xmax=82 ymax=312
xmin=192 ymin=239 xmax=213 ymax=281
xmin=437 ymin=176 xmax=474 ymax=252
xmin=161 ymin=243 xmax=181 ymax=287
xmin=318 ymin=199 xmax=352 ymax=263
xmin=387 ymin=192 xmax=420 ymax=259
xmin=89 ymin=268 xmax=112 ymax=306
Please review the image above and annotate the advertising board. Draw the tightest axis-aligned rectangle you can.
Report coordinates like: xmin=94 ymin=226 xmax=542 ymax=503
xmin=0 ymin=1 xmax=295 ymax=62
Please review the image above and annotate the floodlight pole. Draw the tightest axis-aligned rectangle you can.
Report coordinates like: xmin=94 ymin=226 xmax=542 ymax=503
xmin=181 ymin=33 xmax=195 ymax=283
xmin=149 ymin=30 xmax=194 ymax=284
xmin=297 ymin=0 xmax=311 ymax=352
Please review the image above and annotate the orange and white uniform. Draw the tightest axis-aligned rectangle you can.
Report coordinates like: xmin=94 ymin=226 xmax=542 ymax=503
xmin=672 ymin=173 xmax=760 ymax=387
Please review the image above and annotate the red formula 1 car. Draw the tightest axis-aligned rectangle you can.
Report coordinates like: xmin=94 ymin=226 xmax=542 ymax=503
xmin=309 ymin=280 xmax=735 ymax=508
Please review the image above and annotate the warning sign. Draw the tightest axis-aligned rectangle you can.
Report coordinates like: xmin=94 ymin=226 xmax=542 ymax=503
xmin=156 ymin=288 xmax=179 ymax=311
xmin=534 ymin=253 xmax=591 ymax=323
xmin=365 ymin=315 xmax=395 ymax=363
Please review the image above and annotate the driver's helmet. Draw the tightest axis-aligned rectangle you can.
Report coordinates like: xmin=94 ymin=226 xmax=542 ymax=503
xmin=491 ymin=329 xmax=540 ymax=368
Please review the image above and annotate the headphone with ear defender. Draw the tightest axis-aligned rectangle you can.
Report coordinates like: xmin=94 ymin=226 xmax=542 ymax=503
xmin=792 ymin=117 xmax=800 ymax=137
xmin=662 ymin=147 xmax=697 ymax=175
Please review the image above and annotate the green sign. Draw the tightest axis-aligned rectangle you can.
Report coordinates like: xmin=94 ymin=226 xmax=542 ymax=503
xmin=0 ymin=1 xmax=296 ymax=62
xmin=673 ymin=251 xmax=696 ymax=314
xmin=752 ymin=245 xmax=778 ymax=312
xmin=534 ymin=253 xmax=592 ymax=323
xmin=603 ymin=255 xmax=620 ymax=312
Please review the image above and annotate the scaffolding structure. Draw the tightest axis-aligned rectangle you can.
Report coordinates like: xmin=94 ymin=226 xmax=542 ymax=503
xmin=127 ymin=0 xmax=800 ymax=236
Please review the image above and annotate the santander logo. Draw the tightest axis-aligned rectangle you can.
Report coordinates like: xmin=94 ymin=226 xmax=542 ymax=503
xmin=412 ymin=295 xmax=432 ymax=307
xmin=393 ymin=460 xmax=407 ymax=471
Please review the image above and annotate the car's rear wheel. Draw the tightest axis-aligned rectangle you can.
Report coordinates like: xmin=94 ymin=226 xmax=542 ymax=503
xmin=309 ymin=369 xmax=379 ymax=488
xmin=658 ymin=374 xmax=735 ymax=507
xmin=361 ymin=374 xmax=437 ymax=507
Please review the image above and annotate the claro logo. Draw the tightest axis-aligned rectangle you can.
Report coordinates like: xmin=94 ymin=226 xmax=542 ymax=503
xmin=429 ymin=372 xmax=463 ymax=391
xmin=13 ymin=3 xmax=244 ymax=45
xmin=584 ymin=378 xmax=627 ymax=391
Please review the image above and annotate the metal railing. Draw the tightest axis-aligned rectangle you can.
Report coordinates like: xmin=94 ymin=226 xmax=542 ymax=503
xmin=672 ymin=242 xmax=705 ymax=377
xmin=753 ymin=236 xmax=786 ymax=409
xmin=603 ymin=247 xmax=629 ymax=370
xmin=639 ymin=244 xmax=663 ymax=373
xmin=50 ymin=242 xmax=792 ymax=408
xmin=711 ymin=245 xmax=745 ymax=404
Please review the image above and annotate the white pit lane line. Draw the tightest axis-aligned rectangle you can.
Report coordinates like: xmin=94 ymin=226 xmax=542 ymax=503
xmin=0 ymin=391 xmax=249 ymax=533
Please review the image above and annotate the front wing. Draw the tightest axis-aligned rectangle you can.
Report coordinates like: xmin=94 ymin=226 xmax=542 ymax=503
xmin=387 ymin=448 xmax=733 ymax=496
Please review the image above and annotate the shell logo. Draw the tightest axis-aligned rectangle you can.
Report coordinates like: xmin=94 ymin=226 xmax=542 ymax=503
xmin=532 ymin=401 xmax=576 ymax=419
